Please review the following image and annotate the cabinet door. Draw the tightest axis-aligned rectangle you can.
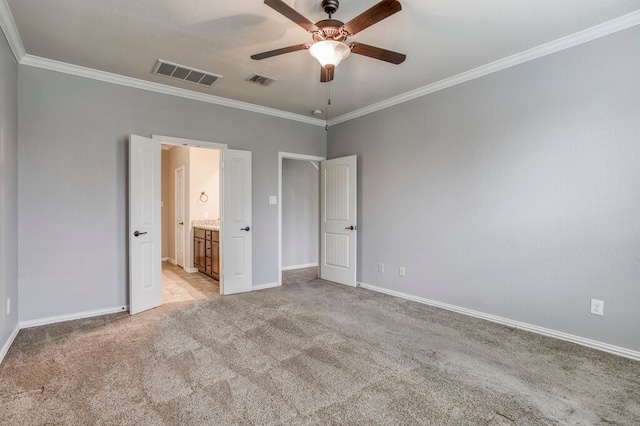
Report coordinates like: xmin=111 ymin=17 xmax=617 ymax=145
xmin=213 ymin=241 xmax=220 ymax=276
xmin=193 ymin=238 xmax=198 ymax=267
xmin=194 ymin=237 xmax=205 ymax=269
xmin=205 ymin=239 xmax=212 ymax=274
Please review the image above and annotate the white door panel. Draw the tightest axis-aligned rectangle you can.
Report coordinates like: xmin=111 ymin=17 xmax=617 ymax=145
xmin=129 ymin=135 xmax=162 ymax=314
xmin=221 ymin=149 xmax=252 ymax=295
xmin=175 ymin=166 xmax=185 ymax=267
xmin=320 ymin=155 xmax=357 ymax=286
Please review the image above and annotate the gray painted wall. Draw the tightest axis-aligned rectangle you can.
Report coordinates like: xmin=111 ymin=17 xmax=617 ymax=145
xmin=282 ymin=159 xmax=319 ymax=268
xmin=18 ymin=67 xmax=326 ymax=322
xmin=327 ymin=27 xmax=640 ymax=352
xmin=0 ymin=31 xmax=19 ymax=351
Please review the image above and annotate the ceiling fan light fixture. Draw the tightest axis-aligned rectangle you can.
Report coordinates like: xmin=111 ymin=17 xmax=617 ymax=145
xmin=309 ymin=40 xmax=351 ymax=68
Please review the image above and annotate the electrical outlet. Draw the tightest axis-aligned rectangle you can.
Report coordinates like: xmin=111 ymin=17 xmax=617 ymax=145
xmin=378 ymin=263 xmax=384 ymax=273
xmin=590 ymin=299 xmax=604 ymax=316
xmin=399 ymin=267 xmax=406 ymax=276
xmin=6 ymin=298 xmax=10 ymax=315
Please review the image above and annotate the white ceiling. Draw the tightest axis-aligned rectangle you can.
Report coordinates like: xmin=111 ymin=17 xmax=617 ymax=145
xmin=5 ymin=0 xmax=640 ymax=120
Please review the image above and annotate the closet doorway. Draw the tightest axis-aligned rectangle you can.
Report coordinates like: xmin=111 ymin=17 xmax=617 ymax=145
xmin=278 ymin=152 xmax=325 ymax=286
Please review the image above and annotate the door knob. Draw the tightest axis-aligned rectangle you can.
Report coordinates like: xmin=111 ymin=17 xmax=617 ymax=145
xmin=241 ymin=226 xmax=250 ymax=231
xmin=133 ymin=231 xmax=147 ymax=237
xmin=179 ymin=222 xmax=184 ymax=225
xmin=345 ymin=225 xmax=356 ymax=230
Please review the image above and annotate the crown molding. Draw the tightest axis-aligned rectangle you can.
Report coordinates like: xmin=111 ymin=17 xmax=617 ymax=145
xmin=1 ymin=0 xmax=322 ymax=126
xmin=19 ymin=54 xmax=326 ymax=127
xmin=5 ymin=1 xmax=639 ymax=128
xmin=0 ymin=0 xmax=25 ymax=61
xmin=330 ymin=9 xmax=640 ymax=126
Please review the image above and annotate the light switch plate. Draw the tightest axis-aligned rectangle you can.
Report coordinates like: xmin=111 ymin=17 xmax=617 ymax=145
xmin=269 ymin=196 xmax=277 ymax=205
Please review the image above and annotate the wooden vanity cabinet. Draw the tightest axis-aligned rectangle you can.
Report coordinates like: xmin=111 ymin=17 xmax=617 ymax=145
xmin=193 ymin=227 xmax=219 ymax=280
xmin=193 ymin=228 xmax=206 ymax=271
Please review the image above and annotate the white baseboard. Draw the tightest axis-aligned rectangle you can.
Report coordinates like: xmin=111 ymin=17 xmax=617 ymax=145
xmin=19 ymin=305 xmax=129 ymax=329
xmin=358 ymin=282 xmax=640 ymax=361
xmin=185 ymin=267 xmax=198 ymax=273
xmin=0 ymin=324 xmax=21 ymax=365
xmin=253 ymin=282 xmax=279 ymax=291
xmin=282 ymin=263 xmax=318 ymax=271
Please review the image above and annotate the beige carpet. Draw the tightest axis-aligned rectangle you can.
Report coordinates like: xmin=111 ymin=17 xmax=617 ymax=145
xmin=1 ymin=267 xmax=639 ymax=425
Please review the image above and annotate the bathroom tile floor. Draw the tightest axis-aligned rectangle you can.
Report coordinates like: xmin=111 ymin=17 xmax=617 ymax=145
xmin=161 ymin=261 xmax=219 ymax=304
xmin=161 ymin=263 xmax=316 ymax=305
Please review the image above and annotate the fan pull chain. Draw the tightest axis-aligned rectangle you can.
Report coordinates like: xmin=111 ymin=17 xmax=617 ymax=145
xmin=325 ymin=71 xmax=331 ymax=131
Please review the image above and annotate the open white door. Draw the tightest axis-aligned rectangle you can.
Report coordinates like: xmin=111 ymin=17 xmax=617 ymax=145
xmin=129 ymin=134 xmax=162 ymax=314
xmin=221 ymin=149 xmax=252 ymax=295
xmin=175 ymin=166 xmax=185 ymax=268
xmin=320 ymin=155 xmax=357 ymax=286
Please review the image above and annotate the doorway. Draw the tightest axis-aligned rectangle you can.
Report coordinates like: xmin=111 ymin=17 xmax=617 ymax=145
xmin=161 ymin=142 xmax=222 ymax=303
xmin=278 ymin=152 xmax=325 ymax=286
xmin=129 ymin=134 xmax=253 ymax=314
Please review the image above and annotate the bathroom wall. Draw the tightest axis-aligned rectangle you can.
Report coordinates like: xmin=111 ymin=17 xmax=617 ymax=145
xmin=189 ymin=147 xmax=220 ymax=222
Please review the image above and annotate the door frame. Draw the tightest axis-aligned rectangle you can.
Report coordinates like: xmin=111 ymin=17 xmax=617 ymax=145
xmin=153 ymin=135 xmax=227 ymax=284
xmin=277 ymin=152 xmax=325 ymax=286
xmin=174 ymin=165 xmax=185 ymax=268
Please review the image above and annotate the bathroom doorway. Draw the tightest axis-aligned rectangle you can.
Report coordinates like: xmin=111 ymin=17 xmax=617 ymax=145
xmin=160 ymin=140 xmax=223 ymax=304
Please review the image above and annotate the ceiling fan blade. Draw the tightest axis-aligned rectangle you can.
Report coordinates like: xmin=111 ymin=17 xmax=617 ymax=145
xmin=343 ymin=0 xmax=402 ymax=36
xmin=320 ymin=66 xmax=335 ymax=82
xmin=251 ymin=43 xmax=310 ymax=60
xmin=264 ymin=0 xmax=318 ymax=32
xmin=349 ymin=42 xmax=406 ymax=64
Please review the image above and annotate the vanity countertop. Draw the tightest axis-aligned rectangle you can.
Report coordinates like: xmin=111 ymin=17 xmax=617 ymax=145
xmin=192 ymin=220 xmax=219 ymax=231
xmin=193 ymin=224 xmax=218 ymax=230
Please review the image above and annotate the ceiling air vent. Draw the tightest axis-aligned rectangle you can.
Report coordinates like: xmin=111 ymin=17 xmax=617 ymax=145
xmin=245 ymin=73 xmax=277 ymax=87
xmin=153 ymin=60 xmax=221 ymax=87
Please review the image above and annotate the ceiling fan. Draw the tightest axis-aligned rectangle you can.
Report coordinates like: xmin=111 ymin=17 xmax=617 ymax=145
xmin=251 ymin=0 xmax=406 ymax=82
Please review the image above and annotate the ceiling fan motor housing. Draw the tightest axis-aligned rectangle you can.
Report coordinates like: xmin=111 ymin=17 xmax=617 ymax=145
xmin=321 ymin=0 xmax=340 ymax=16
xmin=313 ymin=19 xmax=348 ymax=42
